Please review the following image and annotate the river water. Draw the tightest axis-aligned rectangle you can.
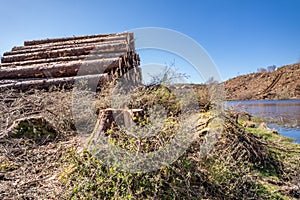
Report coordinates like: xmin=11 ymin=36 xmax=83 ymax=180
xmin=226 ymin=100 xmax=300 ymax=143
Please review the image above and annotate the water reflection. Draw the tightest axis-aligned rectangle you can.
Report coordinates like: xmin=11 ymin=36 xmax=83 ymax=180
xmin=226 ymin=100 xmax=300 ymax=143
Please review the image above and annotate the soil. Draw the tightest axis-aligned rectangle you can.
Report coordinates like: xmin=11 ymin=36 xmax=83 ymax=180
xmin=224 ymin=63 xmax=300 ymax=100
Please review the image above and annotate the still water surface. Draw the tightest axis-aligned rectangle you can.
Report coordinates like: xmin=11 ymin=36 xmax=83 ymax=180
xmin=226 ymin=100 xmax=300 ymax=143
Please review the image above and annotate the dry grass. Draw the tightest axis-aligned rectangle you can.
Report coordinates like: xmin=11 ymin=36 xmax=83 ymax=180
xmin=0 ymin=87 xmax=77 ymax=199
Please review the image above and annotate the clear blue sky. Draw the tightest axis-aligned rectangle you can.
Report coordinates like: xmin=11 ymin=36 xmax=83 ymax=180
xmin=0 ymin=0 xmax=299 ymax=81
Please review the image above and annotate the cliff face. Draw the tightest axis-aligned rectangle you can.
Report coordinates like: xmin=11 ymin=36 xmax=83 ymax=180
xmin=224 ymin=63 xmax=300 ymax=100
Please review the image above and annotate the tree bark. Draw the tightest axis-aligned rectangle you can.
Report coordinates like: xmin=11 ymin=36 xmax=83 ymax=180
xmin=23 ymin=32 xmax=129 ymax=46
xmin=0 ymin=52 xmax=126 ymax=68
xmin=0 ymin=58 xmax=120 ymax=79
xmin=2 ymin=42 xmax=128 ymax=63
xmin=87 ymin=108 xmax=144 ymax=146
xmin=0 ymin=73 xmax=109 ymax=92
xmin=5 ymin=37 xmax=132 ymax=56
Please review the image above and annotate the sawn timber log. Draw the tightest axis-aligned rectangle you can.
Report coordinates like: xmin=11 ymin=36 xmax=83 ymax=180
xmin=0 ymin=73 xmax=109 ymax=92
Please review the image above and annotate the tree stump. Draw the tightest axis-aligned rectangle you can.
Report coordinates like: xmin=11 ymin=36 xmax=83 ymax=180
xmin=87 ymin=108 xmax=144 ymax=146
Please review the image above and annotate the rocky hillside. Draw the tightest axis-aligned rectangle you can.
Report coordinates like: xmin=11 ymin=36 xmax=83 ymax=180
xmin=224 ymin=63 xmax=300 ymax=100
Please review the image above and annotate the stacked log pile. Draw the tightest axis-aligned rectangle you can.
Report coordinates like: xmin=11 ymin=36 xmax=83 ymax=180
xmin=0 ymin=32 xmax=141 ymax=91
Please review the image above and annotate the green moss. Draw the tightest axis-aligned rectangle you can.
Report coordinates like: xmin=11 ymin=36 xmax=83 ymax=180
xmin=0 ymin=161 xmax=17 ymax=172
xmin=256 ymin=183 xmax=291 ymax=200
xmin=245 ymin=127 xmax=294 ymax=143
xmin=10 ymin=118 xmax=57 ymax=144
xmin=237 ymin=118 xmax=244 ymax=125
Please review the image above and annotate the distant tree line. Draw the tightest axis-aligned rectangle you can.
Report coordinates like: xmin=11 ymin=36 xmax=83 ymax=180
xmin=257 ymin=65 xmax=276 ymax=73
